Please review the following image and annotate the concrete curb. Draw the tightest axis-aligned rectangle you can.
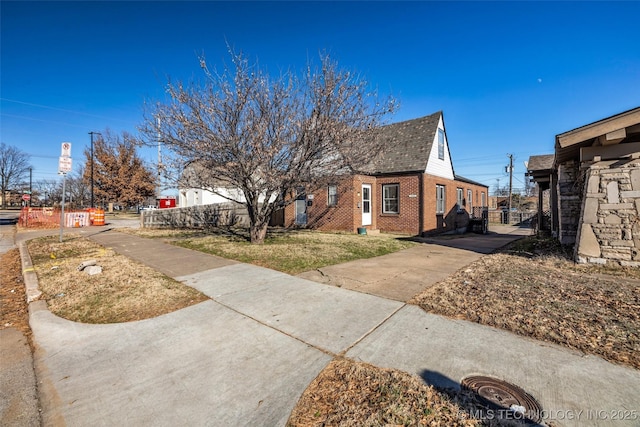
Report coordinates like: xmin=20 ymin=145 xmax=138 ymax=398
xmin=17 ymin=241 xmax=42 ymax=303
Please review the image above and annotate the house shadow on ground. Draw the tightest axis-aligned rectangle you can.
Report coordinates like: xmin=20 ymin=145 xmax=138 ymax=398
xmin=398 ymin=224 xmax=534 ymax=255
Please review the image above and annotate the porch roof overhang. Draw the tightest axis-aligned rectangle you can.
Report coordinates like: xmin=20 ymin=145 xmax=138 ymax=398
xmin=554 ymin=107 xmax=640 ymax=165
xmin=526 ymin=154 xmax=554 ymax=188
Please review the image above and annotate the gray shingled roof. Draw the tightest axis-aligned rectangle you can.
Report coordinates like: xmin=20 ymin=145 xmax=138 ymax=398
xmin=366 ymin=111 xmax=442 ymax=174
xmin=527 ymin=154 xmax=554 ymax=172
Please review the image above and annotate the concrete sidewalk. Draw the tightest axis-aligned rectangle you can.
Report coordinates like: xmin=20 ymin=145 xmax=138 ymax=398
xmin=15 ymin=224 xmax=640 ymax=426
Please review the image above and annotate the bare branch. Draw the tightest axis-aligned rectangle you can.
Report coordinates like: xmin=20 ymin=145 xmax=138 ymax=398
xmin=140 ymin=50 xmax=396 ymax=243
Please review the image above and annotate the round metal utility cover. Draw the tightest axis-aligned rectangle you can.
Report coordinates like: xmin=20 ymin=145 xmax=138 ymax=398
xmin=461 ymin=375 xmax=543 ymax=423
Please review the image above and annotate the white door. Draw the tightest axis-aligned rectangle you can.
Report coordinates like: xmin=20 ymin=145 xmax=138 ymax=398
xmin=362 ymin=184 xmax=372 ymax=226
xmin=295 ymin=199 xmax=307 ymax=225
xmin=295 ymin=187 xmax=307 ymax=225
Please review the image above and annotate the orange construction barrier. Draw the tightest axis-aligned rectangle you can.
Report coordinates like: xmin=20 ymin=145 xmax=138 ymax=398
xmin=93 ymin=209 xmax=105 ymax=226
xmin=64 ymin=212 xmax=90 ymax=227
xmin=86 ymin=208 xmax=96 ymax=225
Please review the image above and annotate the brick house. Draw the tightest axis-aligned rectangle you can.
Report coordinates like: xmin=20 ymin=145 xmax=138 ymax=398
xmin=281 ymin=111 xmax=488 ymax=235
xmin=527 ymin=106 xmax=640 ymax=265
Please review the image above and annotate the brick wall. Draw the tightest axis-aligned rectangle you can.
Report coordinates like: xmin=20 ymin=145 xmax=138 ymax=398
xmin=376 ymin=175 xmax=421 ymax=234
xmin=282 ymin=176 xmax=366 ymax=233
xmin=282 ymin=173 xmax=487 ymax=236
xmin=421 ymin=175 xmax=488 ymax=235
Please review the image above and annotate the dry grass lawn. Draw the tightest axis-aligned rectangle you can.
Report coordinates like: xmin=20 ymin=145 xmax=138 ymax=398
xmin=27 ymin=234 xmax=208 ymax=323
xmin=412 ymin=235 xmax=640 ymax=370
xmin=288 ymin=358 xmax=481 ymax=427
xmin=125 ymin=228 xmax=418 ymax=275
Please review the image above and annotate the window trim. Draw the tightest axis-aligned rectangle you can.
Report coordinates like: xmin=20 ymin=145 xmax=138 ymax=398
xmin=467 ymin=189 xmax=473 ymax=211
xmin=437 ymin=129 xmax=445 ymax=160
xmin=382 ymin=183 xmax=399 ymax=214
xmin=327 ymin=184 xmax=338 ymax=207
xmin=456 ymin=187 xmax=464 ymax=210
xmin=436 ymin=184 xmax=446 ymax=214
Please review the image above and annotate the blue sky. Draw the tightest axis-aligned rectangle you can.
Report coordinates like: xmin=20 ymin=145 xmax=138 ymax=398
xmin=2 ymin=1 xmax=639 ymax=195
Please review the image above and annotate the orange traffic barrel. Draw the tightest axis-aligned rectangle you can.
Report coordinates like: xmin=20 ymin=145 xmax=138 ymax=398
xmin=86 ymin=208 xmax=96 ymax=225
xmin=93 ymin=209 xmax=105 ymax=226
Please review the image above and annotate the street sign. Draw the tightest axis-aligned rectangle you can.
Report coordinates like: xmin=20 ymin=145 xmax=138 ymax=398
xmin=22 ymin=194 xmax=31 ymax=201
xmin=61 ymin=142 xmax=72 ymax=157
xmin=58 ymin=156 xmax=72 ymax=174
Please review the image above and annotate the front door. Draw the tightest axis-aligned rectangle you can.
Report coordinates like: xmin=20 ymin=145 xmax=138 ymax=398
xmin=361 ymin=184 xmax=372 ymax=226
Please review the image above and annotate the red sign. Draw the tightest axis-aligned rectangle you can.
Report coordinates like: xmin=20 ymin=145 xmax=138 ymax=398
xmin=22 ymin=194 xmax=31 ymax=201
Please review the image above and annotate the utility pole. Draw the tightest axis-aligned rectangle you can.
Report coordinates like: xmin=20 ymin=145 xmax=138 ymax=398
xmin=89 ymin=132 xmax=101 ymax=208
xmin=507 ymin=154 xmax=514 ymax=216
xmin=157 ymin=117 xmax=162 ymax=202
xmin=29 ymin=167 xmax=32 ymax=207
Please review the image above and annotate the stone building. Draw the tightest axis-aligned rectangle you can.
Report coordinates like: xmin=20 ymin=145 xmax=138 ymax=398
xmin=528 ymin=107 xmax=640 ymax=265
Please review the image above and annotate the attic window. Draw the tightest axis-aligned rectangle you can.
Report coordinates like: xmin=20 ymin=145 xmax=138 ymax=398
xmin=438 ymin=129 xmax=445 ymax=160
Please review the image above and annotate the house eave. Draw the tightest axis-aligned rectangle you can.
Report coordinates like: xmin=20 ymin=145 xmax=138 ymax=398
xmin=556 ymin=107 xmax=640 ymax=149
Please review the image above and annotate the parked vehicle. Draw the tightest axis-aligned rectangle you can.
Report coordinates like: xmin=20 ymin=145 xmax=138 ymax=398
xmin=139 ymin=205 xmax=157 ymax=212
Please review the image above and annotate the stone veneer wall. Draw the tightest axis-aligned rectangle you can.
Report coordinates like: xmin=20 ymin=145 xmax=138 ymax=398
xmin=557 ymin=160 xmax=583 ymax=245
xmin=575 ymin=159 xmax=640 ymax=266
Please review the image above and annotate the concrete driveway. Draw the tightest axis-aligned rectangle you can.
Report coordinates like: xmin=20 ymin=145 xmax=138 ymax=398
xmin=298 ymin=225 xmax=532 ymax=301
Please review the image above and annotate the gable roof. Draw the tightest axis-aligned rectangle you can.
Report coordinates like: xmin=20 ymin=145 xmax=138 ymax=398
xmin=366 ymin=111 xmax=442 ymax=174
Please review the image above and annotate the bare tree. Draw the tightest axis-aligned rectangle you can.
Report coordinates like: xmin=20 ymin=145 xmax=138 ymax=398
xmin=67 ymin=166 xmax=89 ymax=208
xmin=83 ymin=130 xmax=156 ymax=208
xmin=141 ymin=51 xmax=396 ymax=243
xmin=34 ymin=178 xmax=62 ymax=206
xmin=0 ymin=143 xmax=31 ymax=209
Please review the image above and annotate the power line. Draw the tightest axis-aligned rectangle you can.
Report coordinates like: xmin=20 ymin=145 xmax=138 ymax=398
xmin=1 ymin=113 xmax=92 ymax=129
xmin=0 ymin=97 xmax=135 ymax=124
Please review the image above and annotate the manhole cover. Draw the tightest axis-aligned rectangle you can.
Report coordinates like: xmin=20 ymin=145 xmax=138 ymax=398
xmin=461 ymin=375 xmax=543 ymax=423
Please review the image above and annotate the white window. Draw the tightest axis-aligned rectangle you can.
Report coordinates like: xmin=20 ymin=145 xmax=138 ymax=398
xmin=481 ymin=192 xmax=486 ymax=207
xmin=382 ymin=184 xmax=399 ymax=214
xmin=467 ymin=189 xmax=473 ymax=212
xmin=327 ymin=185 xmax=338 ymax=206
xmin=437 ymin=129 xmax=445 ymax=160
xmin=456 ymin=188 xmax=464 ymax=210
xmin=436 ymin=185 xmax=446 ymax=214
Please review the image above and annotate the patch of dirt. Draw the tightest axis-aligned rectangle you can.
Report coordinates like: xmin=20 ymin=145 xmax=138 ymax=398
xmin=0 ymin=249 xmax=32 ymax=346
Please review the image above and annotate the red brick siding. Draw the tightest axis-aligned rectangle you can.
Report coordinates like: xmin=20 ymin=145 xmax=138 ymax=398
xmin=281 ymin=173 xmax=487 ymax=236
xmin=376 ymin=175 xmax=421 ymax=235
xmin=421 ymin=174 xmax=487 ymax=235
xmin=283 ymin=175 xmax=371 ymax=233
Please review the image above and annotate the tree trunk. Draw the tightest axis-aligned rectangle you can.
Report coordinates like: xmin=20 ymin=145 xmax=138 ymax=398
xmin=250 ymin=220 xmax=268 ymax=244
